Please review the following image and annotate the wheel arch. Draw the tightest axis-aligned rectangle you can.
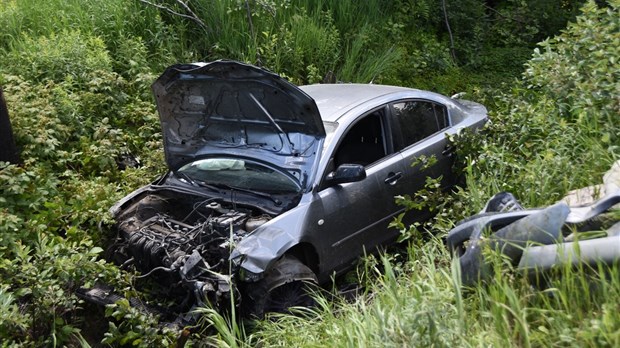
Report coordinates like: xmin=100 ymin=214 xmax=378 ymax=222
xmin=284 ymin=242 xmax=320 ymax=276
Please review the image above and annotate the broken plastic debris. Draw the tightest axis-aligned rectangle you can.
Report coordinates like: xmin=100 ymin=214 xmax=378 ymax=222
xmin=458 ymin=202 xmax=568 ymax=286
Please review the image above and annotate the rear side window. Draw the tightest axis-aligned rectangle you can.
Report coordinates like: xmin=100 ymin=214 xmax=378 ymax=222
xmin=391 ymin=101 xmax=449 ymax=150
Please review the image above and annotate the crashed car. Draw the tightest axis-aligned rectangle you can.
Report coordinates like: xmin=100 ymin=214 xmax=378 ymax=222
xmin=80 ymin=60 xmax=487 ymax=320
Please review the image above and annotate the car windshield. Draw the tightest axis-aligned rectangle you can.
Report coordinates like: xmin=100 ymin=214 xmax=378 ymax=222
xmin=177 ymin=157 xmax=301 ymax=194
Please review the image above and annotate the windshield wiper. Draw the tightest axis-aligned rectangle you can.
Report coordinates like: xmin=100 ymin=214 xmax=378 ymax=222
xmin=201 ymin=181 xmax=283 ymax=206
xmin=174 ymin=172 xmax=223 ymax=194
xmin=174 ymin=172 xmax=285 ymax=206
xmin=174 ymin=171 xmax=198 ymax=186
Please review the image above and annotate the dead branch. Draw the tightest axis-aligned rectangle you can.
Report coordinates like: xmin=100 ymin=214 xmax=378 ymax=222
xmin=442 ymin=0 xmax=457 ymax=64
xmin=137 ymin=0 xmax=209 ymax=33
xmin=483 ymin=4 xmax=527 ymax=25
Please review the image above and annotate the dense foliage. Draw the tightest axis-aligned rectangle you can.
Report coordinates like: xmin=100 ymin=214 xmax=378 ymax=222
xmin=0 ymin=0 xmax=616 ymax=346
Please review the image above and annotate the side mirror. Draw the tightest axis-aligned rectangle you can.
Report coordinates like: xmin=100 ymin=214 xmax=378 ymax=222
xmin=325 ymin=164 xmax=366 ymax=186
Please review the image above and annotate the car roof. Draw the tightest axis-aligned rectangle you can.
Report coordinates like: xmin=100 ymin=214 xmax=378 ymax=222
xmin=299 ymin=83 xmax=436 ymax=122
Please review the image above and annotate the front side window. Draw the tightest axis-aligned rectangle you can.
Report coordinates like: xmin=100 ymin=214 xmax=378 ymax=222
xmin=392 ymin=101 xmax=449 ymax=149
xmin=332 ymin=111 xmax=387 ymax=168
xmin=177 ymin=157 xmax=300 ymax=193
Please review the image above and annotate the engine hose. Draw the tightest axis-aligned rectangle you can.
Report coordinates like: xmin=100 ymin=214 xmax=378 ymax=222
xmin=136 ymin=266 xmax=174 ymax=279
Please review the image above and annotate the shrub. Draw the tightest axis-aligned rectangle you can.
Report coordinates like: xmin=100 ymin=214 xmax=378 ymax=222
xmin=0 ymin=236 xmax=123 ymax=346
xmin=525 ymin=1 xmax=620 ymax=140
xmin=458 ymin=0 xmax=619 ymax=208
xmin=1 ymin=30 xmax=112 ymax=85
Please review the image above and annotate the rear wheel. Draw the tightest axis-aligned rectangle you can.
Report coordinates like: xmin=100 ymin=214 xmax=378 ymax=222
xmin=243 ymin=255 xmax=318 ymax=318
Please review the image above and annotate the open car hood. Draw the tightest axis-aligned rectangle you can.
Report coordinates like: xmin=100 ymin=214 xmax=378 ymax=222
xmin=152 ymin=60 xmax=325 ymax=173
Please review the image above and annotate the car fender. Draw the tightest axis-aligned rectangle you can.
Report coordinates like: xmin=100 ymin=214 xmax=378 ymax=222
xmin=230 ymin=200 xmax=313 ymax=276
xmin=232 ymin=226 xmax=299 ymax=275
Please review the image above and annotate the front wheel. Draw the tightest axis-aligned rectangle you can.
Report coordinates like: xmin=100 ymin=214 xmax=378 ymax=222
xmin=242 ymin=255 xmax=318 ymax=318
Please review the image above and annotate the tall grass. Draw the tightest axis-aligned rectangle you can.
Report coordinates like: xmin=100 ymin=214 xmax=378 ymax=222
xmin=298 ymin=0 xmax=389 ymax=38
xmin=0 ymin=0 xmax=428 ymax=84
xmin=180 ymin=0 xmax=257 ymax=62
xmin=251 ymin=240 xmax=469 ymax=347
xmin=0 ymin=0 xmax=182 ymax=71
xmin=239 ymin=240 xmax=620 ymax=347
xmin=338 ymin=24 xmax=401 ymax=83
xmin=184 ymin=0 xmax=398 ymax=83
xmin=469 ymin=257 xmax=620 ymax=347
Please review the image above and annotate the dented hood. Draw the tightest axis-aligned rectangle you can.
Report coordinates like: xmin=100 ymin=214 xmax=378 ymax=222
xmin=152 ymin=60 xmax=325 ymax=172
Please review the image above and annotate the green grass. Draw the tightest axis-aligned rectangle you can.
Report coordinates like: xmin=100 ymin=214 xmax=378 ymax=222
xmin=233 ymin=242 xmax=620 ymax=347
xmin=252 ymin=241 xmax=463 ymax=347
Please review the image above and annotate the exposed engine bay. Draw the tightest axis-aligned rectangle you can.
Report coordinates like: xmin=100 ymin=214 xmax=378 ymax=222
xmin=105 ymin=189 xmax=273 ymax=316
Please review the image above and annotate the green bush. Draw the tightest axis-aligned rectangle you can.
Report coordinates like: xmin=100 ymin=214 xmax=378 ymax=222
xmin=1 ymin=30 xmax=112 ymax=84
xmin=0 ymin=21 xmax=164 ymax=345
xmin=0 ymin=235 xmax=123 ymax=346
xmin=525 ymin=1 xmax=620 ymax=139
xmin=458 ymin=0 xmax=619 ymax=208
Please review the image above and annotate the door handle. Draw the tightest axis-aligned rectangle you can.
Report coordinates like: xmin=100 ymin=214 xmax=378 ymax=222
xmin=384 ymin=171 xmax=402 ymax=185
xmin=442 ymin=145 xmax=456 ymax=157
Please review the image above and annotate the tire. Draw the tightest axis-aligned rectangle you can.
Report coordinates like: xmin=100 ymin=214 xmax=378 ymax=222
xmin=243 ymin=255 xmax=318 ymax=318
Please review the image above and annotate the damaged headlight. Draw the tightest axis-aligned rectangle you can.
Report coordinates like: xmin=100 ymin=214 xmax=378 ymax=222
xmin=238 ymin=267 xmax=263 ymax=282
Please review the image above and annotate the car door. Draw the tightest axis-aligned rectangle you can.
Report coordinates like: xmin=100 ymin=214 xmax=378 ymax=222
xmin=389 ymin=100 xmax=454 ymax=224
xmin=306 ymin=107 xmax=407 ymax=277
